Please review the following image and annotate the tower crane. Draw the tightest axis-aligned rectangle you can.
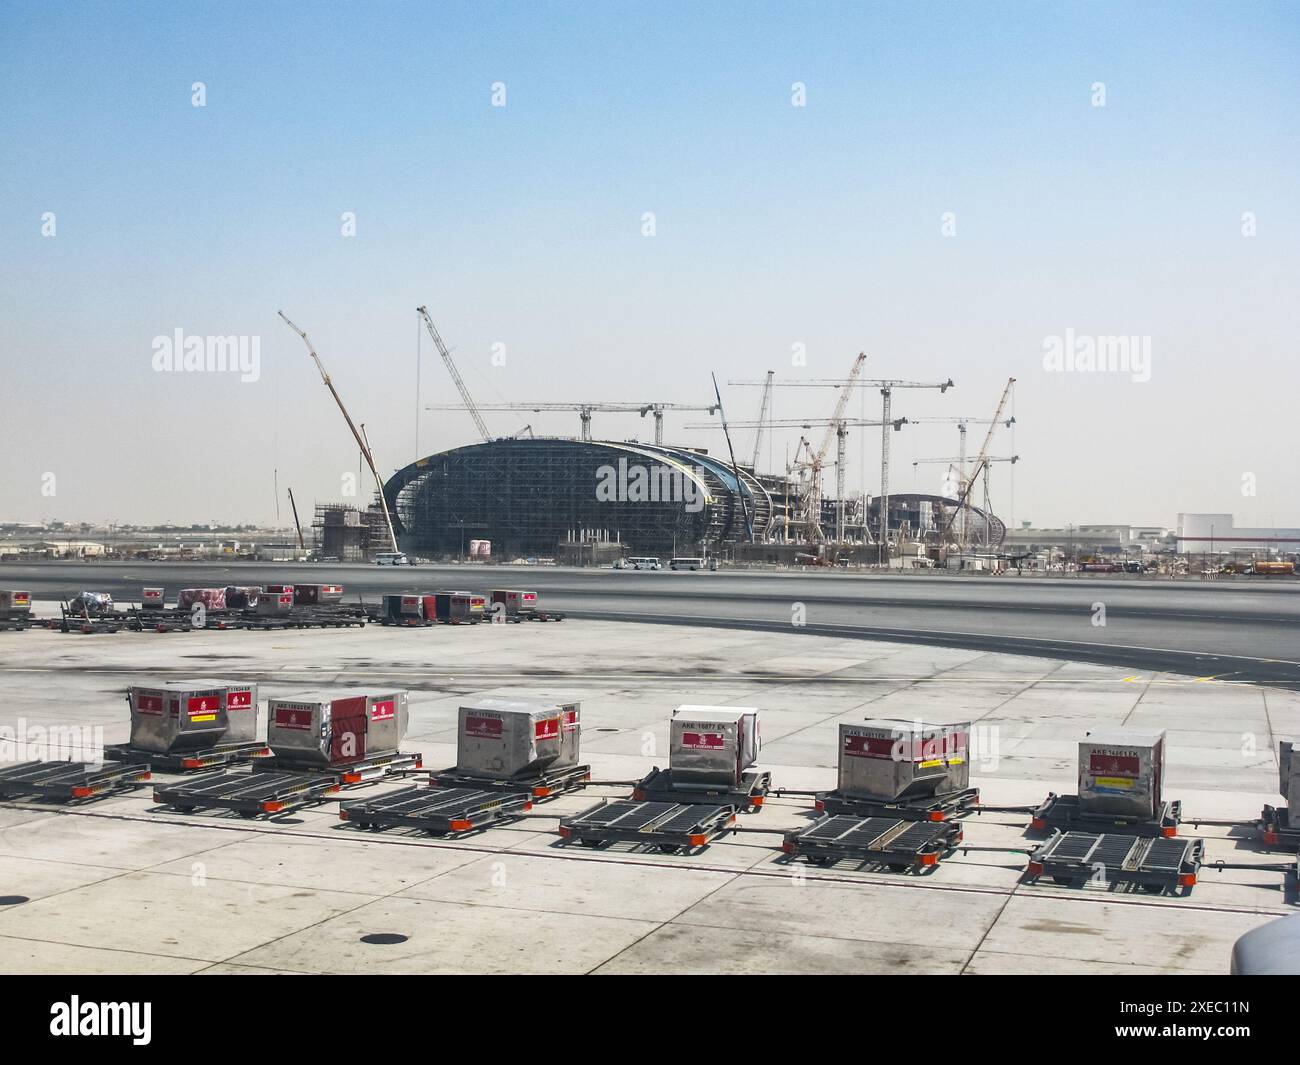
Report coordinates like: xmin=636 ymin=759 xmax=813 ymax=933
xmin=938 ymin=378 xmax=1016 ymax=551
xmin=728 ymin=375 xmax=953 ymax=557
xmin=277 ymin=311 xmax=400 ymax=553
xmin=416 ymin=306 xmax=492 ymax=443
xmin=424 ymin=401 xmax=719 ymax=444
xmin=908 ymin=415 xmax=1016 ymax=545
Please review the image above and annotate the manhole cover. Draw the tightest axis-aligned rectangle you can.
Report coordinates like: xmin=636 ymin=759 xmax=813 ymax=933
xmin=360 ymin=933 xmax=409 ymax=945
xmin=0 ymin=896 xmax=29 ymax=906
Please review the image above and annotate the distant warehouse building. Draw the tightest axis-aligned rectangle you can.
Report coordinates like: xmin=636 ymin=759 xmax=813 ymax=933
xmin=1176 ymin=514 xmax=1300 ymax=554
xmin=383 ymin=438 xmax=774 ymax=559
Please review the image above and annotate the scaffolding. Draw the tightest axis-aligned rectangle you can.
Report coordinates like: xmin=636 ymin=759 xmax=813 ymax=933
xmin=384 ymin=438 xmax=772 ymax=560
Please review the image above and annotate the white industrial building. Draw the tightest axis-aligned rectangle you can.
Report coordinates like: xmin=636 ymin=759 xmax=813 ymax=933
xmin=1176 ymin=514 xmax=1300 ymax=554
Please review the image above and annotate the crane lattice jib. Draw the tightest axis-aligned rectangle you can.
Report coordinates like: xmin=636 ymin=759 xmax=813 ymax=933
xmin=417 ymin=306 xmax=491 ymax=443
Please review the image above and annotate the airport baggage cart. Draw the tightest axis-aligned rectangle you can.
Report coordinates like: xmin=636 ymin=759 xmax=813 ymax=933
xmin=59 ymin=603 xmax=125 ymax=633
xmin=0 ymin=759 xmax=151 ymax=802
xmin=340 ymin=785 xmax=532 ymax=835
xmin=127 ymin=608 xmax=194 ymax=632
xmin=1258 ymin=804 xmax=1300 ymax=849
xmin=815 ymin=785 xmax=979 ymax=822
xmin=559 ymin=798 xmax=736 ymax=853
xmin=258 ymin=750 xmax=423 ymax=784
xmin=782 ymin=814 xmax=962 ymax=871
xmin=103 ymin=740 xmax=271 ymax=773
xmin=1026 ymin=829 xmax=1202 ymax=895
xmin=153 ymin=769 xmax=342 ymax=817
xmin=633 ymin=766 xmax=771 ymax=811
xmin=430 ymin=761 xmax=590 ymax=800
xmin=1031 ymin=792 xmax=1182 ymax=838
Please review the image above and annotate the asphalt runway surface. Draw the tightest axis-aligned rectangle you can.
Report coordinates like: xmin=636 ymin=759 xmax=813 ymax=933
xmin=6 ymin=560 xmax=1300 ymax=689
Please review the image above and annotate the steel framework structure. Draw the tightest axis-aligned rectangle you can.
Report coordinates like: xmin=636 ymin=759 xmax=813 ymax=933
xmin=384 ymin=438 xmax=774 ymax=558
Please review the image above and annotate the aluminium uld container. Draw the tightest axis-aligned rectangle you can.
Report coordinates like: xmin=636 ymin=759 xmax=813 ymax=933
xmin=127 ymin=681 xmax=230 ymax=753
xmin=455 ymin=699 xmax=563 ymax=780
xmin=190 ymin=678 xmax=261 ymax=745
xmin=668 ymin=706 xmax=761 ymax=789
xmin=383 ymin=593 xmax=424 ymax=623
xmin=489 ymin=589 xmax=537 ymax=616
xmin=293 ymin=583 xmax=343 ymax=606
xmin=140 ymin=587 xmax=165 ymax=610
xmin=433 ymin=590 xmax=476 ymax=623
xmin=267 ymin=691 xmax=372 ymax=767
xmin=556 ymin=701 xmax=581 ymax=768
xmin=1077 ymin=729 xmax=1166 ymax=819
xmin=838 ymin=719 xmax=964 ymax=801
xmin=1274 ymin=743 xmax=1294 ymax=806
xmin=0 ymin=590 xmax=32 ymax=616
xmin=266 ymin=689 xmax=408 ymax=767
xmin=257 ymin=589 xmax=295 ymax=615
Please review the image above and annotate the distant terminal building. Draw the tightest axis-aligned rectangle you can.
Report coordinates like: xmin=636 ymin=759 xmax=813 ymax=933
xmin=383 ymin=438 xmax=773 ymax=559
xmin=1176 ymin=514 xmax=1300 ymax=554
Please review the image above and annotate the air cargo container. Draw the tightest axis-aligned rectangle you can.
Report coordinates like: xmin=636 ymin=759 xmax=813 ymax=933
xmin=127 ymin=681 xmax=230 ymax=753
xmin=0 ymin=590 xmax=32 ymax=615
xmin=382 ymin=593 xmax=424 ymax=624
xmin=490 ymin=589 xmax=537 ymax=617
xmin=210 ymin=679 xmax=260 ymax=744
xmin=140 ymin=588 xmax=165 ymax=610
xmin=257 ymin=589 xmax=294 ymax=615
xmin=267 ymin=689 xmax=409 ymax=768
xmin=556 ymin=701 xmax=581 ymax=768
xmin=837 ymin=719 xmax=965 ymax=802
xmin=177 ymin=588 xmax=226 ymax=611
xmin=267 ymin=692 xmax=370 ymax=767
xmin=364 ymin=689 xmax=409 ymax=756
xmin=669 ymin=706 xmax=761 ymax=789
xmin=455 ymin=699 xmax=563 ymax=779
xmin=294 ymin=583 xmax=343 ymax=606
xmin=1078 ymin=729 xmax=1165 ymax=819
xmin=1280 ymin=741 xmax=1300 ymax=808
xmin=433 ymin=590 xmax=481 ymax=623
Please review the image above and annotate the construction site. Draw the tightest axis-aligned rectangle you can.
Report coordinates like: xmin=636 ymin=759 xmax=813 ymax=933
xmin=292 ymin=307 xmax=1024 ymax=567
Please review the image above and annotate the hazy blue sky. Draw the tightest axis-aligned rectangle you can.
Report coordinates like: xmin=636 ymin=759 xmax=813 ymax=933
xmin=1 ymin=1 xmax=1297 ymax=529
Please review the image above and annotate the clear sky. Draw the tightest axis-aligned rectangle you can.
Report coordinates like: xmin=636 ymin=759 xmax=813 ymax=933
xmin=1 ymin=1 xmax=1297 ymax=530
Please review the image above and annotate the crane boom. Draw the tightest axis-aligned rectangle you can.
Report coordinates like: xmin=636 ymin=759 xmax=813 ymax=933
xmin=416 ymin=306 xmax=491 ymax=442
xmin=749 ymin=370 xmax=774 ymax=469
xmin=286 ymin=487 xmax=306 ymax=553
xmin=940 ymin=377 xmax=1015 ymax=541
xmin=277 ymin=311 xmax=400 ymax=553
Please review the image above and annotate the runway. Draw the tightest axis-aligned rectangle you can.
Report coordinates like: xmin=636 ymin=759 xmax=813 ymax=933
xmin=7 ymin=560 xmax=1299 ymax=688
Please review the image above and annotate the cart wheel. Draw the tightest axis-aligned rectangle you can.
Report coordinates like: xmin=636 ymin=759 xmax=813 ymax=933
xmin=174 ymin=805 xmax=196 ymax=813
xmin=658 ymin=844 xmax=680 ymax=854
xmin=1051 ymin=875 xmax=1075 ymax=885
xmin=578 ymin=838 xmax=602 ymax=848
xmin=1140 ymin=883 xmax=1165 ymax=895
xmin=886 ymin=862 xmax=909 ymax=873
xmin=807 ymin=855 xmax=832 ymax=866
xmin=239 ymin=811 xmax=261 ymax=819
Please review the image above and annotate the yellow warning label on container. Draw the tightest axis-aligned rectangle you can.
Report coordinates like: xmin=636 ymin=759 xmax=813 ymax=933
xmin=920 ymin=759 xmax=944 ymax=768
xmin=190 ymin=714 xmax=217 ymax=723
xmin=1094 ymin=777 xmax=1132 ymax=789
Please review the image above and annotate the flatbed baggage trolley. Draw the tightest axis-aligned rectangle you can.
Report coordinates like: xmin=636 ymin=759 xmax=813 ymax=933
xmin=0 ymin=615 xmax=32 ymax=632
xmin=559 ymin=798 xmax=736 ymax=854
xmin=634 ymin=766 xmax=772 ymax=811
xmin=0 ymin=760 xmax=151 ymax=803
xmin=259 ymin=750 xmax=423 ymax=784
xmin=815 ymin=785 xmax=979 ymax=822
xmin=154 ymin=769 xmax=343 ymax=817
xmin=430 ymin=761 xmax=590 ymax=800
xmin=341 ymin=786 xmax=532 ymax=836
xmin=1258 ymin=804 xmax=1300 ymax=849
xmin=783 ymin=814 xmax=962 ymax=872
xmin=59 ymin=604 xmax=124 ymax=634
xmin=1031 ymin=792 xmax=1182 ymax=838
xmin=127 ymin=608 xmax=194 ymax=633
xmin=103 ymin=740 xmax=271 ymax=773
xmin=1026 ymin=829 xmax=1203 ymax=895
xmin=153 ymin=751 xmax=423 ymax=817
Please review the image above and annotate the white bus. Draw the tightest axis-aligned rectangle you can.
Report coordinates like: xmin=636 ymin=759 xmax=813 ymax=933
xmin=669 ymin=557 xmax=705 ymax=571
xmin=627 ymin=556 xmax=661 ymax=570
